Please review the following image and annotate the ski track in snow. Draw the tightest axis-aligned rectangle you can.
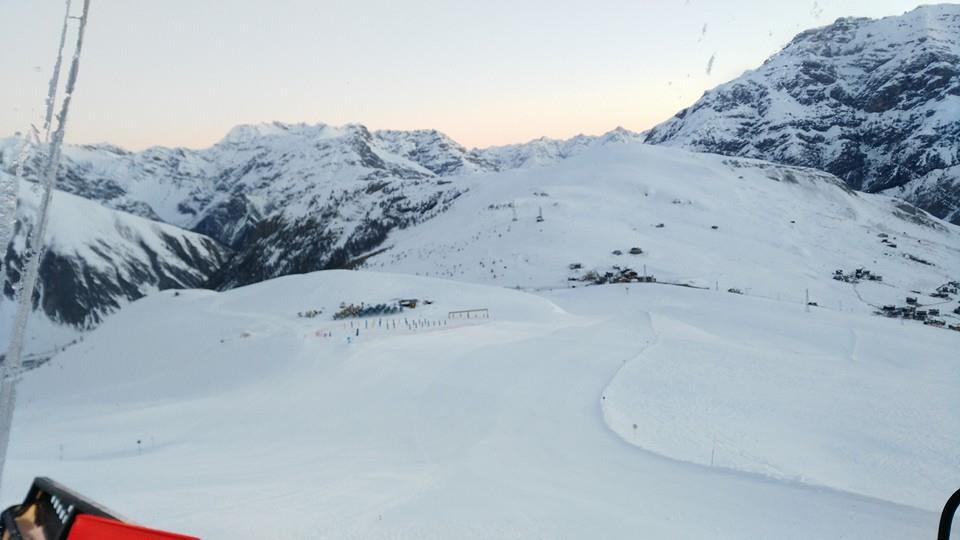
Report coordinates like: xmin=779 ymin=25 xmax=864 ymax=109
xmin=593 ymin=285 xmax=957 ymax=512
xmin=600 ymin=310 xmax=794 ymax=482
xmin=0 ymin=272 xmax=950 ymax=538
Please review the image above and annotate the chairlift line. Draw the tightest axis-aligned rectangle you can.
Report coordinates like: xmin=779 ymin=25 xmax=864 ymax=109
xmin=0 ymin=0 xmax=92 ymax=493
xmin=0 ymin=0 xmax=74 ymax=286
xmin=43 ymin=0 xmax=73 ymax=139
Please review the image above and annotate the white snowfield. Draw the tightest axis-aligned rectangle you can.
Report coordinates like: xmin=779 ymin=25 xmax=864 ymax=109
xmin=367 ymin=143 xmax=960 ymax=313
xmin=3 ymin=270 xmax=956 ymax=539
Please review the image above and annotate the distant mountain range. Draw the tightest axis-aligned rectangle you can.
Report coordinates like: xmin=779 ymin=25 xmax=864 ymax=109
xmin=0 ymin=123 xmax=643 ymax=293
xmin=0 ymin=124 xmax=645 ymax=338
xmin=1 ymin=5 xmax=958 ymax=342
xmin=645 ymin=4 xmax=960 ymax=224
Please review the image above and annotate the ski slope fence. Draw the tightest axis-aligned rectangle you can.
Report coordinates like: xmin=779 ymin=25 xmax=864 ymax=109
xmin=309 ymin=311 xmax=492 ymax=343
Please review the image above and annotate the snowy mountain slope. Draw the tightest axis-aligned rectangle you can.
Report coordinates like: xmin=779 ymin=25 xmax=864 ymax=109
xmin=1 ymin=124 xmax=468 ymax=290
xmin=364 ymin=141 xmax=960 ymax=319
xmin=4 ymin=131 xmax=956 ymax=348
xmin=0 ymin=124 xmax=645 ymax=292
xmin=645 ymin=4 xmax=960 ymax=224
xmin=0 ymin=124 xmax=459 ymax=248
xmin=591 ymin=284 xmax=957 ymax=510
xmin=1 ymin=180 xmax=226 ymax=352
xmin=2 ymin=270 xmax=951 ymax=538
xmin=373 ymin=129 xmax=497 ymax=175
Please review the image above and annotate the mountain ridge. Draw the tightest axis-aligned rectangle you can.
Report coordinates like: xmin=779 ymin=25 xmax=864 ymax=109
xmin=4 ymin=2 xmax=960 ymax=335
xmin=644 ymin=4 xmax=960 ymax=224
xmin=0 ymin=123 xmax=645 ymax=291
xmin=0 ymin=178 xmax=227 ymax=357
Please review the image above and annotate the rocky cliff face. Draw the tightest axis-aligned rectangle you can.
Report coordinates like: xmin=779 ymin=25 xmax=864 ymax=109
xmin=645 ymin=5 xmax=960 ymax=224
xmin=3 ymin=182 xmax=227 ymax=328
xmin=1 ymin=123 xmax=642 ymax=291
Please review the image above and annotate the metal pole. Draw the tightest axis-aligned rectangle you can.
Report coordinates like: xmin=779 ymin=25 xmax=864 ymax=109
xmin=0 ymin=0 xmax=73 ymax=284
xmin=0 ymin=0 xmax=91 ymax=492
xmin=43 ymin=0 xmax=74 ymax=138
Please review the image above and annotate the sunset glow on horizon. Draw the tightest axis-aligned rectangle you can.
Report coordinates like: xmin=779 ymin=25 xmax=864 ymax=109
xmin=1 ymin=0 xmax=930 ymax=151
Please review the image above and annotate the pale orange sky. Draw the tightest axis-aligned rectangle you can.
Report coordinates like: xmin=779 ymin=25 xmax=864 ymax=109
xmin=0 ymin=0 xmax=929 ymax=150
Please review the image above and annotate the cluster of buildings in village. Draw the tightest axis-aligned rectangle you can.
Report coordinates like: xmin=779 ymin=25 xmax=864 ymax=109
xmin=569 ymin=261 xmax=656 ymax=285
xmin=832 ymin=267 xmax=883 ymax=283
xmin=930 ymin=281 xmax=958 ymax=298
xmin=568 ymin=245 xmax=657 ymax=285
xmin=877 ymin=281 xmax=960 ymax=332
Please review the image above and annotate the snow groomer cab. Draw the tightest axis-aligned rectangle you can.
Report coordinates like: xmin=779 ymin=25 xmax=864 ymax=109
xmin=0 ymin=477 xmax=198 ymax=540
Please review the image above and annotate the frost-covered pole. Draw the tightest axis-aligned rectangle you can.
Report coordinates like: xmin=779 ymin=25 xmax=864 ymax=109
xmin=0 ymin=0 xmax=73 ymax=280
xmin=44 ymin=0 xmax=74 ymax=136
xmin=0 ymin=0 xmax=91 ymax=492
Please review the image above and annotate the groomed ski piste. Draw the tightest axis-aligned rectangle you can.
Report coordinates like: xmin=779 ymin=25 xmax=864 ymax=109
xmin=2 ymin=141 xmax=960 ymax=538
xmin=2 ymin=269 xmax=957 ymax=539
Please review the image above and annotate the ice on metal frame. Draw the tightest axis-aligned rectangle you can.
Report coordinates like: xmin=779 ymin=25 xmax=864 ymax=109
xmin=0 ymin=0 xmax=91 ymax=492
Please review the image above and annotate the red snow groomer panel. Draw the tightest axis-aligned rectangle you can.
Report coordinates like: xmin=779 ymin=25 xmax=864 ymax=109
xmin=67 ymin=514 xmax=199 ymax=540
xmin=0 ymin=477 xmax=198 ymax=540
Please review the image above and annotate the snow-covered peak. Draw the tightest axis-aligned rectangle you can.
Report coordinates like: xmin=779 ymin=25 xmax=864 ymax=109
xmin=645 ymin=5 xmax=960 ymax=224
xmin=219 ymin=121 xmax=318 ymax=145
xmin=782 ymin=4 xmax=959 ymax=56
xmin=598 ymin=126 xmax=639 ymax=144
xmin=480 ymin=127 xmax=644 ymax=169
xmin=373 ymin=128 xmax=495 ymax=176
xmin=1 ymin=120 xmax=646 ymax=247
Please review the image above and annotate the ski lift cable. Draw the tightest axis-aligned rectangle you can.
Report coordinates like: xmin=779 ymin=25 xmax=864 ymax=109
xmin=25 ymin=0 xmax=87 ymax=288
xmin=0 ymin=0 xmax=79 ymax=397
xmin=0 ymin=0 xmax=74 ymax=283
xmin=44 ymin=0 xmax=74 ymax=140
xmin=0 ymin=0 xmax=92 ymax=493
